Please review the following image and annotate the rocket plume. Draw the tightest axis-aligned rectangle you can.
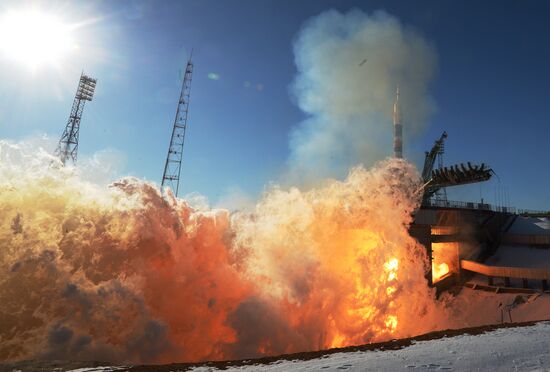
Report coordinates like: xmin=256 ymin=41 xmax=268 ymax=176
xmin=1 ymin=140 xmax=549 ymax=364
xmin=0 ymin=139 xmax=450 ymax=364
xmin=288 ymin=9 xmax=436 ymax=184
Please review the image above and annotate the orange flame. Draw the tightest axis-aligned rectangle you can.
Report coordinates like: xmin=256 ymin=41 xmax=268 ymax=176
xmin=431 ymin=242 xmax=458 ymax=283
xmin=0 ymin=149 xmax=441 ymax=364
xmin=432 ymin=262 xmax=450 ymax=281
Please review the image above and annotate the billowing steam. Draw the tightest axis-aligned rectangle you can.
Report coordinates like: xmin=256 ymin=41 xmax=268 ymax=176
xmin=0 ymin=139 xmax=447 ymax=364
xmin=2 ymin=10 xmax=545 ymax=367
xmin=289 ymin=9 xmax=436 ymax=183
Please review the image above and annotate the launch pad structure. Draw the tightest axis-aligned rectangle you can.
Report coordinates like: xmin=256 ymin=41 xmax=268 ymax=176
xmin=393 ymin=87 xmax=550 ymax=295
xmin=410 ymin=131 xmax=550 ymax=295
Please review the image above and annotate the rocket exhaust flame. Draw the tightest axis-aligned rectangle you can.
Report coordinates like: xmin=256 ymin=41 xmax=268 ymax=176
xmin=0 ymin=140 xmax=448 ymax=364
xmin=431 ymin=242 xmax=459 ymax=283
xmin=432 ymin=262 xmax=450 ymax=282
xmin=1 ymin=140 xmax=550 ymax=364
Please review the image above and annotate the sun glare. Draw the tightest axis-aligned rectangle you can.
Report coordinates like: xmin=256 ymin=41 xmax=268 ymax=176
xmin=0 ymin=8 xmax=74 ymax=70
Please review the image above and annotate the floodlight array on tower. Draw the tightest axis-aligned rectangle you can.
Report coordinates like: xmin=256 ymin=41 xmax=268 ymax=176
xmin=55 ymin=73 xmax=97 ymax=166
xmin=53 ymin=54 xmax=195 ymax=199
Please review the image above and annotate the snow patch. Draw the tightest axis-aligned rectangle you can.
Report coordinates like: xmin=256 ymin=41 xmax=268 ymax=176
xmin=188 ymin=322 xmax=550 ymax=371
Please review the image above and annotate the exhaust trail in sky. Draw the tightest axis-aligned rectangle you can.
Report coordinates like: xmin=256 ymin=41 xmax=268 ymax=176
xmin=289 ymin=9 xmax=437 ymax=184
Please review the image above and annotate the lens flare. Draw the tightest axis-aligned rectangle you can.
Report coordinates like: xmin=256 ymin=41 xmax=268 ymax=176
xmin=0 ymin=8 xmax=75 ymax=69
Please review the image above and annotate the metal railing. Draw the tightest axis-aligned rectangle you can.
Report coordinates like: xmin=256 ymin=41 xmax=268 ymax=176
xmin=422 ymin=199 xmax=517 ymax=213
xmin=516 ymin=209 xmax=550 ymax=216
xmin=423 ymin=199 xmax=550 ymax=217
xmin=461 ymin=259 xmax=550 ymax=280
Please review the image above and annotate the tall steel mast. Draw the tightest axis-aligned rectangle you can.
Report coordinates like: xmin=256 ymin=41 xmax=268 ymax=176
xmin=161 ymin=54 xmax=194 ymax=197
xmin=56 ymin=73 xmax=97 ymax=166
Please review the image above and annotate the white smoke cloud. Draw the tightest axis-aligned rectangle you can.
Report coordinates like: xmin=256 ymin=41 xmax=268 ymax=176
xmin=1 ymin=136 xmax=548 ymax=364
xmin=288 ymin=9 xmax=437 ymax=184
xmin=215 ymin=185 xmax=256 ymax=212
xmin=77 ymin=147 xmax=127 ymax=185
xmin=0 ymin=134 xmax=127 ymax=187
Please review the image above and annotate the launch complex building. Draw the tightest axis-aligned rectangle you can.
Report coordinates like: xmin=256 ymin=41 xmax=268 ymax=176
xmin=387 ymin=87 xmax=550 ymax=295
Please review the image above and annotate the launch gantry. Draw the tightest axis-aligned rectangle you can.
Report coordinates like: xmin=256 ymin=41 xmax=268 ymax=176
xmin=421 ymin=132 xmax=493 ymax=204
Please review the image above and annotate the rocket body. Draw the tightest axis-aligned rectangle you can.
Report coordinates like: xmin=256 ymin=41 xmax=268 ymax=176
xmin=393 ymin=86 xmax=403 ymax=158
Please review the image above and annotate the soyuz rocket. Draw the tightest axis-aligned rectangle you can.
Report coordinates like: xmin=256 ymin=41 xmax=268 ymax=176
xmin=393 ymin=85 xmax=403 ymax=159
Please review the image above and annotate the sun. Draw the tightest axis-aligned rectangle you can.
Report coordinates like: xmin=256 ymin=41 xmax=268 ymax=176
xmin=0 ymin=8 xmax=75 ymax=70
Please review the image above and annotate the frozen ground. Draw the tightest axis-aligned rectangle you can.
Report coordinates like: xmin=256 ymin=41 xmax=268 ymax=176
xmin=485 ymin=245 xmax=550 ymax=269
xmin=507 ymin=217 xmax=550 ymax=235
xmin=439 ymin=289 xmax=550 ymax=327
xmin=187 ymin=321 xmax=550 ymax=371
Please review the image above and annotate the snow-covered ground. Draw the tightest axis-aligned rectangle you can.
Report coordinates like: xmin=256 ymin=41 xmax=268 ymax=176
xmin=507 ymin=217 xmax=550 ymax=235
xmin=187 ymin=322 xmax=550 ymax=372
xmin=439 ymin=289 xmax=550 ymax=328
xmin=485 ymin=245 xmax=550 ymax=269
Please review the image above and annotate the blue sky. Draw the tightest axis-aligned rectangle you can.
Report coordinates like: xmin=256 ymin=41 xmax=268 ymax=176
xmin=0 ymin=0 xmax=549 ymax=210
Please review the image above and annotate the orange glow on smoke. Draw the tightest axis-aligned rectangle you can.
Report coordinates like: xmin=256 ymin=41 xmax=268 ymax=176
xmin=307 ymin=230 xmax=403 ymax=349
xmin=0 ymin=150 xmax=440 ymax=364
